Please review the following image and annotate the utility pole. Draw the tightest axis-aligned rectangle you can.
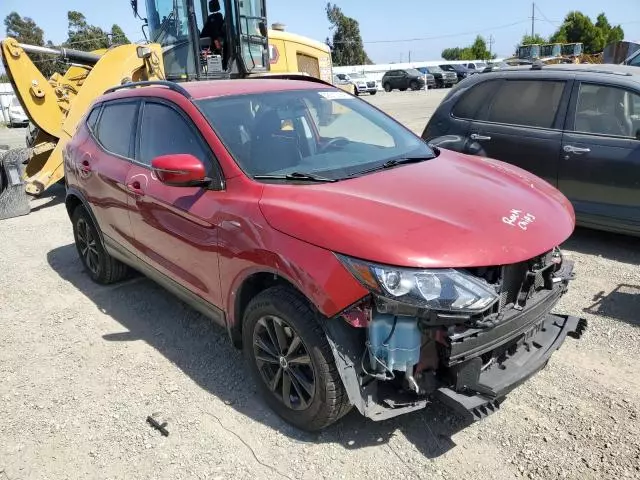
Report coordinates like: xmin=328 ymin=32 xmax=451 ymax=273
xmin=488 ymin=35 xmax=495 ymax=58
xmin=531 ymin=2 xmax=535 ymax=38
xmin=408 ymin=50 xmax=411 ymax=63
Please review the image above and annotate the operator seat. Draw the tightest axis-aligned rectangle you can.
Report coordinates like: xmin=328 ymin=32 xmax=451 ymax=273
xmin=201 ymin=0 xmax=225 ymax=49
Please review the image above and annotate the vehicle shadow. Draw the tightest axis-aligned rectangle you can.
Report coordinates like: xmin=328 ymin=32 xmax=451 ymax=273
xmin=562 ymin=227 xmax=640 ymax=266
xmin=582 ymin=283 xmax=640 ymax=327
xmin=47 ymin=243 xmax=470 ymax=460
xmin=29 ymin=182 xmax=65 ymax=213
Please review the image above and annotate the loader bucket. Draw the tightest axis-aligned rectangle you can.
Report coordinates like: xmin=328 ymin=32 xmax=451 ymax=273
xmin=0 ymin=148 xmax=31 ymax=220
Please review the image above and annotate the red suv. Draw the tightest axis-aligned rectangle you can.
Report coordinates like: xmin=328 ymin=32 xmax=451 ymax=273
xmin=63 ymin=78 xmax=586 ymax=431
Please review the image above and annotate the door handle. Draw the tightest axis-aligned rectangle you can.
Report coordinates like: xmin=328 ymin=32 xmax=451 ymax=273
xmin=127 ymin=180 xmax=144 ymax=195
xmin=470 ymin=133 xmax=492 ymax=141
xmin=563 ymin=145 xmax=591 ymax=154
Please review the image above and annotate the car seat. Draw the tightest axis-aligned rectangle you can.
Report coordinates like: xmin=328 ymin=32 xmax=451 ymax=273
xmin=249 ymin=109 xmax=302 ymax=175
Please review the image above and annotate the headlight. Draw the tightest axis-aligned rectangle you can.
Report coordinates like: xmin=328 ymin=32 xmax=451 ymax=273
xmin=338 ymin=255 xmax=499 ymax=312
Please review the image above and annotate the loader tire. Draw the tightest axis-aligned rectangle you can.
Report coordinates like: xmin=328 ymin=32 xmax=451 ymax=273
xmin=71 ymin=206 xmax=129 ymax=284
xmin=0 ymin=148 xmax=31 ymax=220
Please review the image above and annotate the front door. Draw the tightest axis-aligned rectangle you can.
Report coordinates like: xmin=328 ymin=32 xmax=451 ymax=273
xmin=127 ymin=99 xmax=225 ymax=312
xmin=559 ymin=81 xmax=640 ymax=233
xmin=467 ymin=78 xmax=572 ymax=187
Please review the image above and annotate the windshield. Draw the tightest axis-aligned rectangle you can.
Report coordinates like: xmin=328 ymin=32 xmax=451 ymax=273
xmin=145 ymin=0 xmax=197 ymax=79
xmin=349 ymin=73 xmax=364 ymax=79
xmin=10 ymin=97 xmax=21 ymax=108
xmin=427 ymin=66 xmax=442 ymax=73
xmin=405 ymin=68 xmax=422 ymax=76
xmin=476 ymin=62 xmax=488 ymax=69
xmin=196 ymin=89 xmax=434 ymax=181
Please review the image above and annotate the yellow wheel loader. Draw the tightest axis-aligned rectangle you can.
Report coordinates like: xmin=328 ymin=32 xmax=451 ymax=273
xmin=0 ymin=0 xmax=335 ymax=220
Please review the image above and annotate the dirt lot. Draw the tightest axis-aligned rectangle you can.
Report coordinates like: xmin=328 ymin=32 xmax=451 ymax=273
xmin=1 ymin=92 xmax=639 ymax=480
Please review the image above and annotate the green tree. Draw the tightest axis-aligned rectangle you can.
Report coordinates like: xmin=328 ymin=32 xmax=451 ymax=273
xmin=0 ymin=72 xmax=9 ymax=83
xmin=550 ymin=11 xmax=624 ymax=54
xmin=520 ymin=33 xmax=546 ymax=46
xmin=441 ymin=36 xmax=494 ymax=60
xmin=110 ymin=24 xmax=130 ymax=45
xmin=4 ymin=12 xmax=57 ymax=78
xmin=325 ymin=3 xmax=372 ymax=66
xmin=65 ymin=11 xmax=129 ymax=50
xmin=441 ymin=47 xmax=462 ymax=61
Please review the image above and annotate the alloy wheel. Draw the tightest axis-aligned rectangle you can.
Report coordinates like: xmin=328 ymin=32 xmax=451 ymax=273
xmin=76 ymin=217 xmax=100 ymax=276
xmin=252 ymin=315 xmax=316 ymax=411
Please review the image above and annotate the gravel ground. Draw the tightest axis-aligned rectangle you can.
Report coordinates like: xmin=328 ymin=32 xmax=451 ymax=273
xmin=1 ymin=91 xmax=639 ymax=480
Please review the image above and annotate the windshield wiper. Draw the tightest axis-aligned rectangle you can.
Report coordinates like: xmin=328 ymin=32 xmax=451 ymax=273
xmin=253 ymin=172 xmax=338 ymax=183
xmin=349 ymin=156 xmax=434 ymax=177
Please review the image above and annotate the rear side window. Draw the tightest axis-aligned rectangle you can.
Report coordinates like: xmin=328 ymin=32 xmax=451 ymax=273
xmin=138 ymin=102 xmax=210 ymax=167
xmin=628 ymin=52 xmax=640 ymax=67
xmin=487 ymin=80 xmax=565 ymax=128
xmin=86 ymin=106 xmax=101 ymax=132
xmin=452 ymin=80 xmax=499 ymax=119
xmin=95 ymin=102 xmax=138 ymax=158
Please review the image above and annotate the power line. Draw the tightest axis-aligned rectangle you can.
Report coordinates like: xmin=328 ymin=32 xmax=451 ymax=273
xmin=333 ymin=19 xmax=529 ymax=44
xmin=535 ymin=4 xmax=559 ymax=27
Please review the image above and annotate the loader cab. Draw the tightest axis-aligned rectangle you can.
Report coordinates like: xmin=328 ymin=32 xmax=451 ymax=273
xmin=133 ymin=0 xmax=269 ymax=80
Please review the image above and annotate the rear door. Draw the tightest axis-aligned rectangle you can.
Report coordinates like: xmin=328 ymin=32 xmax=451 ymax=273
xmin=468 ymin=76 xmax=573 ymax=187
xmin=83 ymin=99 xmax=139 ymax=248
xmin=127 ymin=99 xmax=225 ymax=311
xmin=559 ymin=81 xmax=640 ymax=234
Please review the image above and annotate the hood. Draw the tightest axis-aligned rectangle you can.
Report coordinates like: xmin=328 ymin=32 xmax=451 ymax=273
xmin=259 ymin=151 xmax=575 ymax=268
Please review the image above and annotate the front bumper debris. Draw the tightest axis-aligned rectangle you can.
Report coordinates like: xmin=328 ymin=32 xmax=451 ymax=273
xmin=435 ymin=314 xmax=587 ymax=421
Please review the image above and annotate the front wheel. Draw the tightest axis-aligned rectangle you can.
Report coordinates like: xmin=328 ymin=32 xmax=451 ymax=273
xmin=242 ymin=286 xmax=351 ymax=431
xmin=369 ymin=90 xmax=377 ymax=95
xmin=410 ymin=80 xmax=419 ymax=91
xmin=383 ymin=83 xmax=391 ymax=92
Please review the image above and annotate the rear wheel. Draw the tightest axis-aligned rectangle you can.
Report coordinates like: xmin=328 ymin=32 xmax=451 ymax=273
xmin=72 ymin=206 xmax=128 ymax=284
xmin=242 ymin=286 xmax=351 ymax=431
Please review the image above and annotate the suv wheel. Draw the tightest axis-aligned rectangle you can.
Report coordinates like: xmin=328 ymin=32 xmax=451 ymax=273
xmin=410 ymin=80 xmax=419 ymax=91
xmin=242 ymin=286 xmax=351 ymax=431
xmin=72 ymin=206 xmax=128 ymax=284
xmin=399 ymin=87 xmax=407 ymax=91
xmin=383 ymin=83 xmax=391 ymax=92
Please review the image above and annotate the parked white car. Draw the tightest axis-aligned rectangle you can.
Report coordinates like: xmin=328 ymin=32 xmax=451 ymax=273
xmin=8 ymin=96 xmax=28 ymax=127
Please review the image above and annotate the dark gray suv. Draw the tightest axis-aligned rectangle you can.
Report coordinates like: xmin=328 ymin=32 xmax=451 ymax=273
xmin=423 ymin=64 xmax=640 ymax=237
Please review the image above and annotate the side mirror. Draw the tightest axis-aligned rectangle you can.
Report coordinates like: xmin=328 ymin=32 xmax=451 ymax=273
xmin=258 ymin=21 xmax=268 ymax=37
xmin=151 ymin=154 xmax=209 ymax=187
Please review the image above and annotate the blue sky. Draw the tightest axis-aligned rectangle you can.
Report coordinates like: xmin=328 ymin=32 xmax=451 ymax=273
xmin=1 ymin=0 xmax=640 ymax=63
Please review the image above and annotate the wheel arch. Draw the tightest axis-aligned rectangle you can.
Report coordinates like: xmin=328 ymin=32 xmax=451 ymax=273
xmin=65 ymin=187 xmax=103 ymax=243
xmin=228 ymin=268 xmax=313 ymax=349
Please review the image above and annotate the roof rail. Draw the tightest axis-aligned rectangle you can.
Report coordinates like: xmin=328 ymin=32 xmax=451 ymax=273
xmin=103 ymin=80 xmax=192 ymax=98
xmin=529 ymin=64 xmax=634 ymax=76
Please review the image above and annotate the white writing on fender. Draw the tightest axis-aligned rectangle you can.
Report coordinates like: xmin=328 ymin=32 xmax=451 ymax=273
xmin=502 ymin=209 xmax=536 ymax=230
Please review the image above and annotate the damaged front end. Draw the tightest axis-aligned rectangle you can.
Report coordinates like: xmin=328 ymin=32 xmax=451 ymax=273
xmin=325 ymin=248 xmax=587 ymax=422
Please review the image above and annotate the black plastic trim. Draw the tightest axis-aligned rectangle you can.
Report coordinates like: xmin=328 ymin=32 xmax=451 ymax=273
xmin=104 ymin=80 xmax=192 ymax=98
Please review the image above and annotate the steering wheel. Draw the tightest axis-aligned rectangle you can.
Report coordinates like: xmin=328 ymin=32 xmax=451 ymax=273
xmin=318 ymin=137 xmax=349 ymax=153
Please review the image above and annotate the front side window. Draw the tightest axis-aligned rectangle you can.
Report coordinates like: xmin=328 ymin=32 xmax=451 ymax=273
xmin=629 ymin=51 xmax=640 ymax=67
xmin=574 ymin=83 xmax=640 ymax=138
xmin=487 ymin=80 xmax=565 ymax=128
xmin=138 ymin=102 xmax=211 ymax=167
xmin=196 ymin=88 xmax=434 ymax=180
xmin=95 ymin=102 xmax=138 ymax=158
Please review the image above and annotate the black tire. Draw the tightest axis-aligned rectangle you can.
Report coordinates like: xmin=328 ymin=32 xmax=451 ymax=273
xmin=71 ymin=206 xmax=128 ymax=284
xmin=410 ymin=80 xmax=419 ymax=91
xmin=369 ymin=90 xmax=377 ymax=95
xmin=354 ymin=89 xmax=359 ymax=96
xmin=383 ymin=83 xmax=391 ymax=92
xmin=242 ymin=286 xmax=351 ymax=431
xmin=399 ymin=87 xmax=407 ymax=92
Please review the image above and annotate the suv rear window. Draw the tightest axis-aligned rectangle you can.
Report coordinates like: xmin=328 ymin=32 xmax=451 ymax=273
xmin=95 ymin=101 xmax=138 ymax=158
xmin=487 ymin=80 xmax=565 ymax=128
xmin=452 ymin=80 xmax=500 ymax=119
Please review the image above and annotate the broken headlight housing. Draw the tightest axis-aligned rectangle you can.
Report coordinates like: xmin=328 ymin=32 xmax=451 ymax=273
xmin=338 ymin=255 xmax=499 ymax=313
